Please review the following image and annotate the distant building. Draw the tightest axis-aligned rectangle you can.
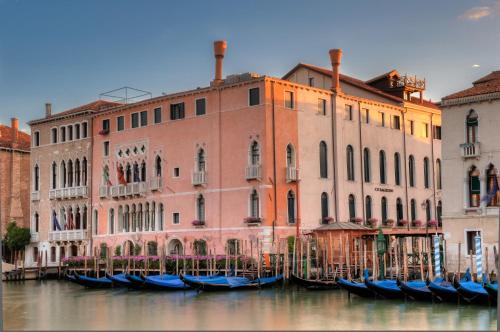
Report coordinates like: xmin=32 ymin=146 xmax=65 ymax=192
xmin=0 ymin=118 xmax=30 ymax=236
xmin=441 ymin=71 xmax=500 ymax=274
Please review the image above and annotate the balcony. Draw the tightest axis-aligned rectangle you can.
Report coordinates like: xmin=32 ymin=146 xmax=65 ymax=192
xmin=149 ymin=176 xmax=162 ymax=191
xmin=110 ymin=182 xmax=147 ymax=198
xmin=460 ymin=142 xmax=480 ymax=159
xmin=49 ymin=186 xmax=88 ymax=200
xmin=99 ymin=185 xmax=109 ymax=198
xmin=31 ymin=191 xmax=40 ymax=201
xmin=30 ymin=233 xmax=39 ymax=242
xmin=286 ymin=166 xmax=299 ymax=182
xmin=192 ymin=171 xmax=207 ymax=186
xmin=245 ymin=165 xmax=261 ymax=180
xmin=48 ymin=229 xmax=88 ymax=242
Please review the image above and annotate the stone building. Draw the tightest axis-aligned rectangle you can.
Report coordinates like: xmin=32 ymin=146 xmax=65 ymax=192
xmin=441 ymin=70 xmax=500 ymax=274
xmin=0 ymin=118 xmax=30 ymax=236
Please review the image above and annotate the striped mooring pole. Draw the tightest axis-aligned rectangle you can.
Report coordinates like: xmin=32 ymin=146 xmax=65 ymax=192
xmin=475 ymin=234 xmax=483 ymax=282
xmin=433 ymin=235 xmax=441 ymax=279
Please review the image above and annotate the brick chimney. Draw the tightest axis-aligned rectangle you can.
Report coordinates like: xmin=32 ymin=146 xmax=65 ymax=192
xmin=329 ymin=49 xmax=343 ymax=93
xmin=45 ymin=102 xmax=52 ymax=117
xmin=11 ymin=117 xmax=19 ymax=142
xmin=213 ymin=40 xmax=227 ymax=86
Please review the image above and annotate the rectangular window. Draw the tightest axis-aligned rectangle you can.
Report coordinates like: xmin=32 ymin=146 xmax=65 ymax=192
xmin=308 ymin=77 xmax=314 ymax=87
xmin=33 ymin=132 xmax=40 ymax=147
xmin=117 ymin=116 xmax=124 ymax=131
xmin=131 ymin=113 xmax=139 ymax=128
xmin=466 ymin=230 xmax=481 ymax=255
xmin=345 ymin=105 xmax=353 ymax=121
xmin=140 ymin=111 xmax=148 ymax=127
xmin=196 ymin=98 xmax=206 ymax=116
xmin=102 ymin=119 xmax=110 ymax=132
xmin=173 ymin=212 xmax=180 ymax=225
xmin=173 ymin=167 xmax=180 ymax=178
xmin=423 ymin=123 xmax=429 ymax=138
xmin=433 ymin=125 xmax=442 ymax=140
xmin=318 ymin=98 xmax=327 ymax=115
xmin=362 ymin=109 xmax=370 ymax=124
xmin=154 ymin=108 xmax=162 ymax=124
xmin=408 ymin=120 xmax=415 ymax=135
xmin=379 ymin=111 xmax=385 ymax=127
xmin=60 ymin=127 xmax=66 ymax=142
xmin=103 ymin=141 xmax=109 ymax=157
xmin=51 ymin=128 xmax=58 ymax=143
xmin=75 ymin=125 xmax=80 ymax=139
xmin=170 ymin=102 xmax=185 ymax=120
xmin=285 ymin=91 xmax=294 ymax=109
xmin=392 ymin=115 xmax=401 ymax=130
xmin=249 ymin=88 xmax=260 ymax=106
xmin=82 ymin=122 xmax=88 ymax=138
xmin=68 ymin=126 xmax=73 ymax=140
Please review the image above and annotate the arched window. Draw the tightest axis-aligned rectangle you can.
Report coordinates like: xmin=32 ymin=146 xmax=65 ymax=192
xmin=286 ymin=144 xmax=295 ymax=167
xmin=67 ymin=160 xmax=73 ymax=187
xmin=133 ymin=162 xmax=140 ymax=182
xmin=68 ymin=125 xmax=73 ymax=141
xmin=138 ymin=204 xmax=144 ymax=231
xmin=287 ymin=190 xmax=296 ymax=224
xmin=250 ymin=141 xmax=260 ymax=165
xmin=321 ymin=192 xmax=329 ymax=224
xmin=51 ymin=162 xmax=57 ymax=190
xmin=168 ymin=239 xmax=183 ymax=255
xmin=124 ymin=205 xmax=130 ymax=232
xmin=363 ymin=148 xmax=371 ymax=182
xmin=197 ymin=148 xmax=206 ymax=172
xmin=394 ymin=153 xmax=401 ymax=185
xmin=425 ymin=200 xmax=431 ymax=222
xmin=396 ymin=198 xmax=403 ymax=223
xmin=75 ymin=159 xmax=81 ymax=186
xmin=437 ymin=201 xmax=442 ymax=225
xmin=410 ymin=199 xmax=417 ymax=221
xmin=365 ymin=195 xmax=372 ymax=220
xmin=381 ymin=197 xmax=387 ymax=223
xmin=250 ymin=190 xmax=259 ymax=218
xmin=34 ymin=164 xmax=40 ymax=191
xmin=379 ymin=150 xmax=386 ymax=184
xmin=125 ymin=163 xmax=132 ymax=183
xmin=485 ymin=164 xmax=499 ymax=206
xmin=141 ymin=160 xmax=146 ymax=182
xmin=60 ymin=127 xmax=66 ymax=142
xmin=75 ymin=123 xmax=80 ymax=140
xmin=155 ymin=156 xmax=162 ymax=177
xmin=436 ymin=159 xmax=442 ymax=190
xmin=346 ymin=145 xmax=355 ymax=181
xmin=51 ymin=128 xmax=58 ymax=144
xmin=145 ymin=203 xmax=150 ymax=231
xmin=423 ymin=157 xmax=430 ymax=189
xmin=348 ymin=194 xmax=356 ymax=219
xmin=34 ymin=212 xmax=39 ymax=233
xmin=93 ymin=209 xmax=98 ymax=235
xmin=82 ymin=158 xmax=87 ymax=186
xmin=158 ymin=203 xmax=164 ymax=231
xmin=466 ymin=109 xmax=478 ymax=144
xmin=60 ymin=161 xmax=67 ymax=188
xmin=409 ymin=155 xmax=415 ymax=187
xmin=109 ymin=208 xmax=115 ymax=234
xmin=469 ymin=166 xmax=480 ymax=207
xmin=319 ymin=141 xmax=328 ymax=178
xmin=197 ymin=195 xmax=205 ymax=221
xmin=82 ymin=206 xmax=87 ymax=230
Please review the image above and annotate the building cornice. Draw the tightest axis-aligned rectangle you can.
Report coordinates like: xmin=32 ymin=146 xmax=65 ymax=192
xmin=441 ymin=91 xmax=500 ymax=108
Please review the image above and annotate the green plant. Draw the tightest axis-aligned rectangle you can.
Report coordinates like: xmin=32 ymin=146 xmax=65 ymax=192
xmin=147 ymin=241 xmax=158 ymax=256
xmin=133 ymin=244 xmax=142 ymax=256
xmin=100 ymin=243 xmax=108 ymax=259
xmin=114 ymin=245 xmax=121 ymax=256
xmin=4 ymin=221 xmax=31 ymax=252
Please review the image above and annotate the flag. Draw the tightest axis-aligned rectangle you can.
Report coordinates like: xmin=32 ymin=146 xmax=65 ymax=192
xmin=481 ymin=176 xmax=499 ymax=204
xmin=117 ymin=165 xmax=127 ymax=185
xmin=68 ymin=212 xmax=75 ymax=230
xmin=52 ymin=213 xmax=62 ymax=231
xmin=104 ymin=168 xmax=112 ymax=186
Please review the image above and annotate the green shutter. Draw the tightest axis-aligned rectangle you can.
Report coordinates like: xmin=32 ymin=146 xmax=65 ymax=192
xmin=471 ymin=176 xmax=480 ymax=194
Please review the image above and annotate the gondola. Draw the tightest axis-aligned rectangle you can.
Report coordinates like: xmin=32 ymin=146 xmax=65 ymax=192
xmin=105 ymin=273 xmax=132 ymax=287
xmin=290 ymin=274 xmax=339 ymax=290
xmin=180 ymin=274 xmax=283 ymax=292
xmin=68 ymin=271 xmax=113 ymax=288
xmin=125 ymin=273 xmax=147 ymax=289
xmin=364 ymin=269 xmax=404 ymax=300
xmin=396 ymin=279 xmax=433 ymax=302
xmin=453 ymin=277 xmax=490 ymax=305
xmin=337 ymin=278 xmax=375 ymax=298
xmin=427 ymin=269 xmax=471 ymax=303
xmin=484 ymin=283 xmax=498 ymax=305
xmin=143 ymin=274 xmax=191 ymax=291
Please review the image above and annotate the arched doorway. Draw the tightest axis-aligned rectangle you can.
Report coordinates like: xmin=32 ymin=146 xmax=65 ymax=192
xmin=168 ymin=239 xmax=183 ymax=255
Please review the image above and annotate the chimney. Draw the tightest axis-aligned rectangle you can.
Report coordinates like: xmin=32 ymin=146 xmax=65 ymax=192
xmin=329 ymin=49 xmax=343 ymax=93
xmin=213 ymin=40 xmax=227 ymax=85
xmin=45 ymin=102 xmax=52 ymax=117
xmin=11 ymin=118 xmax=19 ymax=142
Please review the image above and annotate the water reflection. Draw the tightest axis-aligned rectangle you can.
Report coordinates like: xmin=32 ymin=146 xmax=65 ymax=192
xmin=2 ymin=281 xmax=497 ymax=330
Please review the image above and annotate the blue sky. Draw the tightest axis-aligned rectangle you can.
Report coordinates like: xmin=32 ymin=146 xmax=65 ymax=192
xmin=1 ymin=0 xmax=499 ymax=131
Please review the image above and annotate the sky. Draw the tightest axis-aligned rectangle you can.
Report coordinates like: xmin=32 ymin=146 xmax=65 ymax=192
xmin=1 ymin=0 xmax=499 ymax=132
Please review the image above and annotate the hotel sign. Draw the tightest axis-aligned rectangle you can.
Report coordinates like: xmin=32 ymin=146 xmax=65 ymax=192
xmin=375 ymin=187 xmax=394 ymax=193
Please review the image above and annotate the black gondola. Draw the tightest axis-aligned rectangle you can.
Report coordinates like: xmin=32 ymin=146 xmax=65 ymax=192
xmin=180 ymin=274 xmax=283 ymax=292
xmin=337 ymin=278 xmax=375 ymax=298
xmin=290 ymin=274 xmax=339 ymax=290
xmin=67 ymin=271 xmax=113 ymax=288
xmin=125 ymin=273 xmax=147 ymax=289
xmin=396 ymin=279 xmax=433 ymax=302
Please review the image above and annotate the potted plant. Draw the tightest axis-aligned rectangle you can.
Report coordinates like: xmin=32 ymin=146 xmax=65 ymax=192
xmin=399 ymin=219 xmax=409 ymax=227
xmin=385 ymin=219 xmax=395 ymax=227
xmin=367 ymin=218 xmax=379 ymax=228
xmin=412 ymin=219 xmax=423 ymax=227
xmin=322 ymin=216 xmax=334 ymax=224
xmin=428 ymin=219 xmax=438 ymax=227
xmin=350 ymin=217 xmax=363 ymax=225
xmin=192 ymin=220 xmax=206 ymax=227
xmin=98 ymin=128 xmax=110 ymax=136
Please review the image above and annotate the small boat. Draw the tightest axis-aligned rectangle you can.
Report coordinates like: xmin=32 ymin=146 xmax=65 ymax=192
xmin=143 ymin=274 xmax=191 ymax=291
xmin=290 ymin=274 xmax=339 ymax=290
xmin=397 ymin=279 xmax=433 ymax=302
xmin=68 ymin=271 xmax=113 ymax=288
xmin=454 ymin=276 xmax=490 ymax=305
xmin=105 ymin=273 xmax=132 ymax=287
xmin=337 ymin=278 xmax=375 ymax=298
xmin=427 ymin=269 xmax=471 ymax=303
xmin=364 ymin=269 xmax=404 ymax=299
xmin=484 ymin=283 xmax=498 ymax=304
xmin=181 ymin=274 xmax=283 ymax=291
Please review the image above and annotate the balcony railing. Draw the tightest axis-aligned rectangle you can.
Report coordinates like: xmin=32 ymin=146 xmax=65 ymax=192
xmin=48 ymin=229 xmax=88 ymax=241
xmin=149 ymin=176 xmax=162 ymax=191
xmin=110 ymin=182 xmax=147 ymax=198
xmin=245 ymin=164 xmax=261 ymax=180
xmin=49 ymin=186 xmax=88 ymax=200
xmin=286 ymin=166 xmax=299 ymax=182
xmin=99 ymin=185 xmax=109 ymax=198
xmin=31 ymin=191 xmax=40 ymax=201
xmin=460 ymin=142 xmax=480 ymax=159
xmin=192 ymin=170 xmax=207 ymax=186
xmin=30 ymin=233 xmax=39 ymax=242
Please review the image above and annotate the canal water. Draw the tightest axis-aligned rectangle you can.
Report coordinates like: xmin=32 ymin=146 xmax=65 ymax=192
xmin=2 ymin=280 xmax=497 ymax=330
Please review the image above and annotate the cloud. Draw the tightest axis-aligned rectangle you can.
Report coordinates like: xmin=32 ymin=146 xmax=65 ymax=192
xmin=460 ymin=6 xmax=493 ymax=20
xmin=472 ymin=64 xmax=481 ymax=68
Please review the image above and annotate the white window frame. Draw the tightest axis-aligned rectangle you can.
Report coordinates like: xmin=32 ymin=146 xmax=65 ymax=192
xmin=172 ymin=212 xmax=180 ymax=225
xmin=464 ymin=228 xmax=482 ymax=257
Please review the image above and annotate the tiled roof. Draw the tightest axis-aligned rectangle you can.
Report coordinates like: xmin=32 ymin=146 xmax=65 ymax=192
xmin=442 ymin=71 xmax=500 ymax=100
xmin=29 ymin=100 xmax=121 ymax=124
xmin=0 ymin=124 xmax=30 ymax=150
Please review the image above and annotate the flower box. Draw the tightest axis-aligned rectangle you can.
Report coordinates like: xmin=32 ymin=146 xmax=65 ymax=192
xmin=192 ymin=220 xmax=205 ymax=227
xmin=428 ymin=219 xmax=438 ymax=227
xmin=385 ymin=219 xmax=395 ymax=227
xmin=367 ymin=218 xmax=379 ymax=228
xmin=399 ymin=219 xmax=409 ymax=226
xmin=350 ymin=217 xmax=363 ymax=224
xmin=99 ymin=129 xmax=110 ymax=136
xmin=244 ymin=217 xmax=262 ymax=225
xmin=322 ymin=217 xmax=334 ymax=224
xmin=412 ymin=219 xmax=423 ymax=227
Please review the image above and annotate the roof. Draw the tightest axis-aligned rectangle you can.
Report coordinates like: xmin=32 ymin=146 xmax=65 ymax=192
xmin=0 ymin=124 xmax=30 ymax=150
xmin=408 ymin=96 xmax=440 ymax=110
xmin=364 ymin=69 xmax=399 ymax=84
xmin=315 ymin=221 xmax=374 ymax=231
xmin=442 ymin=71 xmax=500 ymax=101
xmin=29 ymin=100 xmax=121 ymax=125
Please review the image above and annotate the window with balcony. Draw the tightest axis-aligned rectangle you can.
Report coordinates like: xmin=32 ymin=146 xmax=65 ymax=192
xmin=466 ymin=109 xmax=478 ymax=144
xmin=250 ymin=141 xmax=260 ymax=165
xmin=250 ymin=190 xmax=259 ymax=218
xmin=82 ymin=158 xmax=88 ymax=186
xmin=196 ymin=98 xmax=206 ymax=116
xmin=170 ymin=102 xmax=185 ymax=120
xmin=33 ymin=212 xmax=39 ymax=233
xmin=197 ymin=194 xmax=205 ymax=222
xmin=197 ymin=149 xmax=206 ymax=172
xmin=409 ymin=155 xmax=415 ymax=187
xmin=75 ymin=159 xmax=81 ymax=186
xmin=67 ymin=160 xmax=73 ymax=187
xmin=141 ymin=161 xmax=146 ymax=182
xmin=60 ymin=161 xmax=66 ymax=188
xmin=287 ymin=190 xmax=296 ymax=224
xmin=249 ymin=88 xmax=260 ymax=106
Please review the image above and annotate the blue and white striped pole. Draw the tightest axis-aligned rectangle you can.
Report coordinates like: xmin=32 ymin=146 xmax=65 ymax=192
xmin=475 ymin=235 xmax=483 ymax=282
xmin=433 ymin=235 xmax=441 ymax=279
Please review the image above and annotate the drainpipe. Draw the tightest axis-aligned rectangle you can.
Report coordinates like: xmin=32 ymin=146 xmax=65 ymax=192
xmin=402 ymin=107 xmax=410 ymax=231
xmin=89 ymin=115 xmax=94 ymax=256
xmin=357 ymin=101 xmax=366 ymax=222
xmin=330 ymin=94 xmax=339 ymax=223
xmin=218 ymin=87 xmax=223 ymax=242
xmin=429 ymin=113 xmax=436 ymax=237
xmin=271 ymin=81 xmax=277 ymax=243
